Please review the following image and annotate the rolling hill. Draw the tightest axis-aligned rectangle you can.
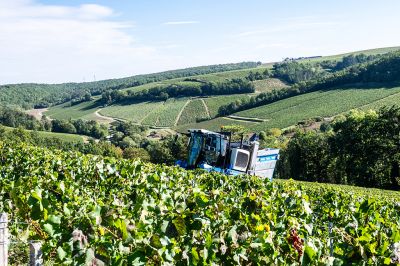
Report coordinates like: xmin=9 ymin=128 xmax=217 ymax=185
xmin=179 ymin=84 xmax=400 ymax=131
xmin=0 ymin=62 xmax=260 ymax=108
xmin=41 ymin=46 xmax=400 ymax=133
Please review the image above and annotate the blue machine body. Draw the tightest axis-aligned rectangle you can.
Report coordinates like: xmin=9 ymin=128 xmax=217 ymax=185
xmin=176 ymin=129 xmax=279 ymax=180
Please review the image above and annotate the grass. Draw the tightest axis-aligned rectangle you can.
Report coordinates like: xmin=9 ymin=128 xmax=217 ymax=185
xmin=2 ymin=126 xmax=85 ymax=143
xmin=359 ymin=90 xmax=400 ymax=110
xmin=35 ymin=131 xmax=86 ymax=142
xmin=253 ymin=78 xmax=289 ymax=93
xmin=203 ymin=94 xmax=251 ymax=118
xmin=45 ymin=100 xmax=100 ymax=120
xmin=177 ymin=99 xmax=209 ymax=125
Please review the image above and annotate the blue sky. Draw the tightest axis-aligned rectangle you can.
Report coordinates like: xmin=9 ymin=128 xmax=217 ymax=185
xmin=1 ymin=0 xmax=400 ymax=84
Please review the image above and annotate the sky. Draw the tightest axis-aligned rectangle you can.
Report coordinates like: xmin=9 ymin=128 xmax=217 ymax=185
xmin=1 ymin=0 xmax=400 ymax=84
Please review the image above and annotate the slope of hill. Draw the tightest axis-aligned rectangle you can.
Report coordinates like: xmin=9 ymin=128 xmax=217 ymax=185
xmin=42 ymin=46 xmax=400 ymax=131
xmin=178 ymin=85 xmax=400 ymax=131
xmin=2 ymin=125 xmax=85 ymax=142
xmin=44 ymin=100 xmax=101 ymax=120
xmin=0 ymin=62 xmax=260 ymax=108
xmin=296 ymin=46 xmax=400 ymax=63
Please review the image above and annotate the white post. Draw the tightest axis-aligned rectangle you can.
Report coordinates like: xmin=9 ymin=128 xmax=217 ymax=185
xmin=29 ymin=241 xmax=43 ymax=266
xmin=329 ymin=221 xmax=333 ymax=256
xmin=0 ymin=213 xmax=8 ymax=266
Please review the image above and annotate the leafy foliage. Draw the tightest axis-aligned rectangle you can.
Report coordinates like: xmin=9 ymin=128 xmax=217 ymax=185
xmin=279 ymin=107 xmax=400 ymax=189
xmin=1 ymin=142 xmax=400 ymax=264
xmin=272 ymin=60 xmax=324 ymax=84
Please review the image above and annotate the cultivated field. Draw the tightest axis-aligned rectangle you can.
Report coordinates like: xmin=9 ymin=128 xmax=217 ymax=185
xmin=186 ymin=86 xmax=400 ymax=131
xmin=176 ymin=99 xmax=209 ymax=125
xmin=100 ymin=101 xmax=164 ymax=123
xmin=44 ymin=46 xmax=400 ymax=130
xmin=45 ymin=100 xmax=100 ymax=120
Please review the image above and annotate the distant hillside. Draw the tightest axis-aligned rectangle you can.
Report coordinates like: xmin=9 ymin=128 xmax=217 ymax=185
xmin=0 ymin=62 xmax=260 ymax=109
xmin=217 ymin=50 xmax=400 ymax=116
xmin=43 ymin=46 xmax=400 ymax=131
xmin=180 ymin=84 xmax=400 ymax=132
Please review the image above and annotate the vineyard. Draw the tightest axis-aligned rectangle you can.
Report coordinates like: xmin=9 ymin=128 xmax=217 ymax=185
xmin=100 ymin=101 xmax=164 ymax=124
xmin=186 ymin=86 xmax=400 ymax=132
xmin=1 ymin=141 xmax=400 ymax=265
xmin=44 ymin=100 xmax=100 ymax=121
xmin=44 ymin=73 xmax=287 ymax=127
xmin=177 ymin=99 xmax=209 ymax=125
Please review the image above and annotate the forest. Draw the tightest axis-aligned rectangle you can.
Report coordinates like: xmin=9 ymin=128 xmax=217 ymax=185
xmin=278 ymin=107 xmax=400 ymax=189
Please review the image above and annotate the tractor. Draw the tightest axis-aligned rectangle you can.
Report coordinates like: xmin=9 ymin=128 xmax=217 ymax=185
xmin=176 ymin=129 xmax=279 ymax=180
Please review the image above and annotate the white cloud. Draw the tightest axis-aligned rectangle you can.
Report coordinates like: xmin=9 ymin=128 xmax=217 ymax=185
xmin=163 ymin=21 xmax=199 ymax=25
xmin=0 ymin=0 xmax=161 ymax=84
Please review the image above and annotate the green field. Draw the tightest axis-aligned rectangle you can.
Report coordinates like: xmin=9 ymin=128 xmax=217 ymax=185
xmin=132 ymin=98 xmax=189 ymax=127
xmin=360 ymin=90 xmax=400 ymax=110
xmin=100 ymin=101 xmax=164 ymax=123
xmin=44 ymin=46 xmax=400 ymax=131
xmin=253 ymin=78 xmax=289 ymax=93
xmin=155 ymin=98 xmax=189 ymax=127
xmin=45 ymin=100 xmax=100 ymax=120
xmin=49 ymin=85 xmax=400 ymax=131
xmin=185 ymin=86 xmax=400 ymax=131
xmin=177 ymin=99 xmax=209 ymax=125
xmin=2 ymin=125 xmax=85 ymax=142
xmin=203 ymin=94 xmax=251 ymax=117
xmin=35 ymin=131 xmax=86 ymax=142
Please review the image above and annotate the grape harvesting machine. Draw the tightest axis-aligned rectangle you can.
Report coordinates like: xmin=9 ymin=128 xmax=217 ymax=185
xmin=177 ymin=129 xmax=279 ymax=180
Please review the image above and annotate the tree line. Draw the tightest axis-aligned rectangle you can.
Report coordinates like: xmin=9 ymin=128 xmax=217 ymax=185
xmin=101 ymin=78 xmax=255 ymax=104
xmin=318 ymin=53 xmax=381 ymax=72
xmin=278 ymin=107 xmax=400 ymax=190
xmin=218 ymin=51 xmax=400 ymax=116
xmin=0 ymin=120 xmax=189 ymax=165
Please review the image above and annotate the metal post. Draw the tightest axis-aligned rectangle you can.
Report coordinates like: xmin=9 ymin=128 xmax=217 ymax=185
xmin=328 ymin=221 xmax=333 ymax=256
xmin=29 ymin=241 xmax=42 ymax=266
xmin=0 ymin=213 xmax=8 ymax=266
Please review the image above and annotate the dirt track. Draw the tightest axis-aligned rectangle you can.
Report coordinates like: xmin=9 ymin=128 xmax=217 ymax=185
xmin=26 ymin=108 xmax=48 ymax=120
xmin=94 ymin=109 xmax=115 ymax=123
